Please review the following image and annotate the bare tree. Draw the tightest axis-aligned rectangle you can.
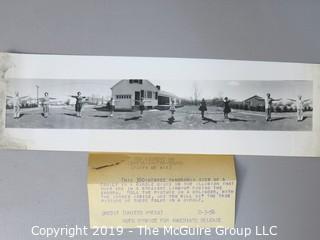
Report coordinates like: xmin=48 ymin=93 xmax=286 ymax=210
xmin=193 ymin=82 xmax=201 ymax=105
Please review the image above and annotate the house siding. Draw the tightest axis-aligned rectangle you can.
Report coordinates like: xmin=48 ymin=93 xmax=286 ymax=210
xmin=111 ymin=80 xmax=158 ymax=110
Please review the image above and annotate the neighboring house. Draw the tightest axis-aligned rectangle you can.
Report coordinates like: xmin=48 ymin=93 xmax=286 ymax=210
xmin=19 ymin=97 xmax=37 ymax=106
xmin=158 ymin=90 xmax=181 ymax=106
xmin=86 ymin=96 xmax=106 ymax=105
xmin=243 ymin=95 xmax=265 ymax=108
xmin=111 ymin=79 xmax=180 ymax=110
xmin=6 ymin=97 xmax=38 ymax=109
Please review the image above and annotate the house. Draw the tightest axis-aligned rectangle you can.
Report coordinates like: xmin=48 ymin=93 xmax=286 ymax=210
xmin=243 ymin=95 xmax=265 ymax=108
xmin=111 ymin=79 xmax=159 ymax=110
xmin=86 ymin=95 xmax=106 ymax=105
xmin=111 ymin=79 xmax=180 ymax=110
xmin=158 ymin=89 xmax=181 ymax=106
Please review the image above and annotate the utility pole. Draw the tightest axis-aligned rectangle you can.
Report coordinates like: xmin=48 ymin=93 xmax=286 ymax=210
xmin=35 ymin=85 xmax=39 ymax=106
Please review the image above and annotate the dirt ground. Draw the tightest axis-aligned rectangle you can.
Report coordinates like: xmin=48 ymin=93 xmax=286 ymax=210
xmin=5 ymin=105 xmax=312 ymax=131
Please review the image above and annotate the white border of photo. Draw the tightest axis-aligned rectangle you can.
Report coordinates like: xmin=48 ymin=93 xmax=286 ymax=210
xmin=1 ymin=53 xmax=319 ymax=156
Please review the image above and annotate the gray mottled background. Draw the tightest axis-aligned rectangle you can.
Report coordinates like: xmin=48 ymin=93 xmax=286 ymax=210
xmin=0 ymin=1 xmax=319 ymax=239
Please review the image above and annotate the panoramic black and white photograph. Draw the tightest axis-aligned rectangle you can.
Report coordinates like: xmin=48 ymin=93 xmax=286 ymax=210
xmin=5 ymin=79 xmax=313 ymax=131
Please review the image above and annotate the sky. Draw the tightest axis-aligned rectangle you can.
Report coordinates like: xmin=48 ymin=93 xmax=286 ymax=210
xmin=7 ymin=79 xmax=312 ymax=102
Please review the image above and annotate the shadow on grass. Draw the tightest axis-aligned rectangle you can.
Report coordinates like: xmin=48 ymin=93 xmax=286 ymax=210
xmin=300 ymin=116 xmax=309 ymax=121
xmin=271 ymin=117 xmax=288 ymax=122
xmin=94 ymin=106 xmax=134 ymax=113
xmin=17 ymin=113 xmax=25 ymax=119
xmin=161 ymin=117 xmax=181 ymax=125
xmin=124 ymin=116 xmax=141 ymax=121
xmin=94 ymin=106 xmax=108 ymax=112
xmin=202 ymin=117 xmax=217 ymax=124
xmin=295 ymin=116 xmax=311 ymax=122
xmin=228 ymin=117 xmax=249 ymax=122
xmin=93 ymin=115 xmax=110 ymax=118
xmin=64 ymin=113 xmax=78 ymax=117
xmin=41 ymin=113 xmax=49 ymax=118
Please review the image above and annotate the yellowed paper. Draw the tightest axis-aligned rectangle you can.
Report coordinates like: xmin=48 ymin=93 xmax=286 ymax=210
xmin=87 ymin=152 xmax=236 ymax=228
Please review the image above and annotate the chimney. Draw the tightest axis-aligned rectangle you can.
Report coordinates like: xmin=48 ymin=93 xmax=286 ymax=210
xmin=156 ymin=85 xmax=160 ymax=90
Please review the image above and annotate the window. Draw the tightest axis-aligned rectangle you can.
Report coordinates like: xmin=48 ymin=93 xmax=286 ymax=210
xmin=147 ymin=91 xmax=152 ymax=99
xmin=116 ymin=95 xmax=131 ymax=99
xmin=155 ymin=92 xmax=158 ymax=100
xmin=129 ymin=79 xmax=143 ymax=84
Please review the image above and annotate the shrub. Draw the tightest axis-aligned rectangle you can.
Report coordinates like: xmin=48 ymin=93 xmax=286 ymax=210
xmin=275 ymin=106 xmax=282 ymax=112
xmin=249 ymin=106 xmax=256 ymax=111
xmin=257 ymin=106 xmax=264 ymax=112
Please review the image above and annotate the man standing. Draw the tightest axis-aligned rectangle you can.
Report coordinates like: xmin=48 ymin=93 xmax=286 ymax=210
xmin=265 ymin=93 xmax=281 ymax=121
xmin=139 ymin=97 xmax=145 ymax=118
xmin=12 ymin=92 xmax=21 ymax=119
xmin=109 ymin=97 xmax=115 ymax=117
xmin=199 ymin=98 xmax=207 ymax=119
xmin=288 ymin=95 xmax=311 ymax=121
xmin=169 ymin=99 xmax=176 ymax=121
xmin=71 ymin=91 xmax=87 ymax=117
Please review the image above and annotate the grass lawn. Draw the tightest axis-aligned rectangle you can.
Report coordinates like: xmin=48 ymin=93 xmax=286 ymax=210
xmin=5 ymin=105 xmax=312 ymax=131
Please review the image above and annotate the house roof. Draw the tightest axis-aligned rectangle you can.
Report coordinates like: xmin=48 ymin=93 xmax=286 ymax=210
xmin=243 ymin=95 xmax=264 ymax=102
xmin=158 ymin=90 xmax=179 ymax=99
xmin=110 ymin=79 xmax=156 ymax=89
xmin=111 ymin=79 xmax=180 ymax=99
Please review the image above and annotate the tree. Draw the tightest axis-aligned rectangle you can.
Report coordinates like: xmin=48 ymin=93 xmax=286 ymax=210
xmin=212 ymin=97 xmax=224 ymax=107
xmin=192 ymin=82 xmax=201 ymax=105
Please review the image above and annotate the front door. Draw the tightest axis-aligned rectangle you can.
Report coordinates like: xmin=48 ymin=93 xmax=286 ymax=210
xmin=134 ymin=91 xmax=140 ymax=105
